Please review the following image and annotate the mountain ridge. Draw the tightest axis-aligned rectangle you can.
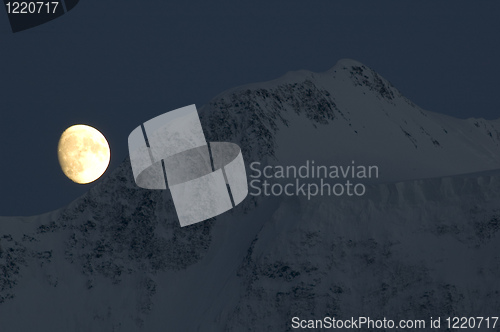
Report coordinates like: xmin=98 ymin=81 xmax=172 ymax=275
xmin=200 ymin=58 xmax=500 ymax=183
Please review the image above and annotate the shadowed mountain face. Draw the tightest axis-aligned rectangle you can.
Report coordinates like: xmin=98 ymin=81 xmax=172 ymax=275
xmin=1 ymin=59 xmax=500 ymax=331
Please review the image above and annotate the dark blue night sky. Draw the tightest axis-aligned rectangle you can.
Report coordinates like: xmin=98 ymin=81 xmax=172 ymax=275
xmin=1 ymin=0 xmax=499 ymax=216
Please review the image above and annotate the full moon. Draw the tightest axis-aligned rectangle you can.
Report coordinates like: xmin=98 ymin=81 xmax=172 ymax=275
xmin=58 ymin=125 xmax=110 ymax=184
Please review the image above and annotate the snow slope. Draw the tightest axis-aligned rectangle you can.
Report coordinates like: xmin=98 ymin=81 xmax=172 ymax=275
xmin=1 ymin=59 xmax=500 ymax=331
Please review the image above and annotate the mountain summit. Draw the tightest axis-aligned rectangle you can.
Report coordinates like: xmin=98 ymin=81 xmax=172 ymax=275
xmin=200 ymin=58 xmax=500 ymax=181
xmin=1 ymin=60 xmax=500 ymax=331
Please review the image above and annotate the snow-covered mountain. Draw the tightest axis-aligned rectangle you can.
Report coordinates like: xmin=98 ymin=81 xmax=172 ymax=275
xmin=1 ymin=59 xmax=500 ymax=331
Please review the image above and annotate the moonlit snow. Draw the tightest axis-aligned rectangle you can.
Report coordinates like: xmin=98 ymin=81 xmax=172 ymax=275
xmin=1 ymin=59 xmax=500 ymax=331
